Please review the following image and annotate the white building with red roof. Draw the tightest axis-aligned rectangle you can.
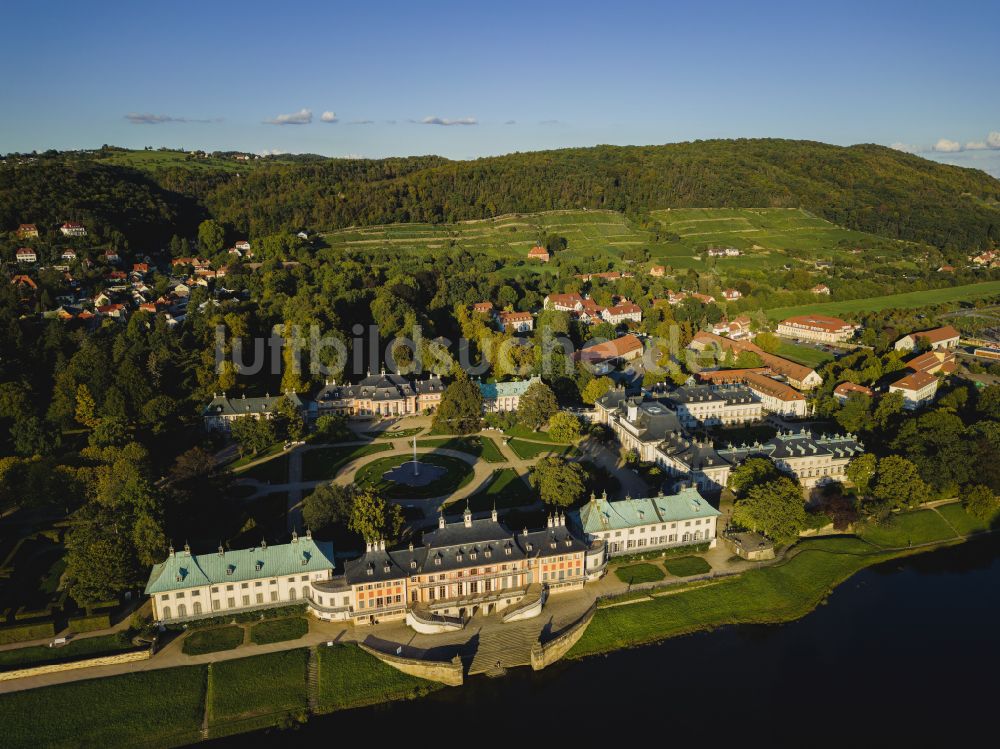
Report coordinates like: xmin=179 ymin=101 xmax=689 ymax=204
xmin=776 ymin=314 xmax=857 ymax=343
xmin=60 ymin=222 xmax=87 ymax=237
xmin=527 ymin=246 xmax=550 ymax=262
xmin=893 ymin=326 xmax=960 ymax=352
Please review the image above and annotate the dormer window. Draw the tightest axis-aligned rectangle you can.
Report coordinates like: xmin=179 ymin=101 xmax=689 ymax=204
xmin=434 ymin=557 xmax=442 ymax=566
xmin=505 ymin=547 xmax=512 ymax=556
xmin=226 ymin=565 xmax=235 ymax=575
xmin=456 ymin=554 xmax=463 ymax=562
xmin=470 ymin=552 xmax=477 ymax=560
xmin=255 ymin=561 xmax=263 ymax=571
xmin=485 ymin=550 xmax=492 ymax=559
xmin=410 ymin=560 xmax=417 ymax=569
xmin=366 ymin=567 xmax=374 ymax=576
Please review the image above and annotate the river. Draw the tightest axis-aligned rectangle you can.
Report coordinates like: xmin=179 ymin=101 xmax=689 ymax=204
xmin=221 ymin=536 xmax=1000 ymax=743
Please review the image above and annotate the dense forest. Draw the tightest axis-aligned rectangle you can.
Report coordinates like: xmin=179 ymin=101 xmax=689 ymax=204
xmin=3 ymin=139 xmax=1000 ymax=252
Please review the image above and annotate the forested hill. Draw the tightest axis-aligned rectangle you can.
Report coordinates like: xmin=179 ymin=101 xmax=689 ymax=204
xmin=4 ymin=139 xmax=1000 ymax=251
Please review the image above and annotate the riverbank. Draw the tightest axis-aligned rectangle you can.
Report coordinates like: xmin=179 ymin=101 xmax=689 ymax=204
xmin=0 ymin=506 xmax=993 ymax=748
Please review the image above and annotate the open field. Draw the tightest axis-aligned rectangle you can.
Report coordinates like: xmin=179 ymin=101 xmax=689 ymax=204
xmin=765 ymin=280 xmax=1000 ymax=320
xmin=772 ymin=340 xmax=835 ymax=367
xmin=0 ymin=665 xmax=208 ymax=749
xmin=935 ymin=502 xmax=995 ymax=536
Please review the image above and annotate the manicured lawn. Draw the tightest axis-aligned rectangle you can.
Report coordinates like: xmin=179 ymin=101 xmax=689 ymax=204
xmin=935 ymin=502 xmax=995 ymax=536
xmin=765 ymin=280 xmax=1000 ymax=320
xmin=355 ymin=453 xmax=475 ymax=499
xmin=858 ymin=510 xmax=957 ymax=548
xmin=570 ymin=535 xmax=892 ymax=659
xmin=239 ymin=453 xmax=289 ymax=483
xmin=208 ymin=649 xmax=308 ymax=727
xmin=249 ymin=616 xmax=309 ymax=645
xmin=316 ymin=643 xmax=439 ymax=712
xmin=504 ymin=424 xmax=568 ymax=443
xmin=0 ymin=631 xmax=137 ymax=670
xmin=613 ymin=563 xmax=666 ymax=585
xmin=461 ymin=469 xmax=537 ymax=512
xmin=664 ymin=556 xmax=712 ymax=577
xmin=302 ymin=443 xmax=392 ymax=481
xmin=229 ymin=442 xmax=285 ymax=470
xmin=508 ymin=438 xmax=578 ymax=460
xmin=182 ymin=625 xmax=244 ymax=655
xmin=773 ymin=340 xmax=834 ymax=368
xmin=417 ymin=435 xmax=505 ymax=462
xmin=0 ymin=665 xmax=207 ymax=749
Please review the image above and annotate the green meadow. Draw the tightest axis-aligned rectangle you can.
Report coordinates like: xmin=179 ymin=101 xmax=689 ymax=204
xmin=765 ymin=280 xmax=1000 ymax=319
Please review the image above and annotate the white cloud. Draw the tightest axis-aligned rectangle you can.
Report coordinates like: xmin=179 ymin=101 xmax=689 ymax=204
xmin=320 ymin=111 xmax=338 ymax=123
xmin=349 ymin=119 xmax=375 ymax=125
xmin=966 ymin=141 xmax=988 ymax=150
xmin=989 ymin=132 xmax=1000 ymax=149
xmin=933 ymin=138 xmax=962 ymax=153
xmin=259 ymin=148 xmax=288 ymax=156
xmin=264 ymin=108 xmax=313 ymax=125
xmin=890 ymin=142 xmax=919 ymax=153
xmin=125 ymin=113 xmax=218 ymax=125
xmin=421 ymin=116 xmax=477 ymax=126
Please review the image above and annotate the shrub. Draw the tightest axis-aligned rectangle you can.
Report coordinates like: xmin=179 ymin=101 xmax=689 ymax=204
xmin=0 ymin=620 xmax=56 ymax=645
xmin=250 ymin=617 xmax=309 ymax=645
xmin=68 ymin=612 xmax=112 ymax=633
xmin=182 ymin=625 xmax=244 ymax=656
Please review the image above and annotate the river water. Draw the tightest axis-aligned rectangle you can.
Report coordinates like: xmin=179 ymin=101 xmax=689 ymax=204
xmin=226 ymin=536 xmax=1000 ymax=743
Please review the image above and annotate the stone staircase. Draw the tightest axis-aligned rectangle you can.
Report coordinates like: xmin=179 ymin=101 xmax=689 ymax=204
xmin=306 ymin=647 xmax=320 ymax=711
xmin=468 ymin=622 xmax=540 ymax=677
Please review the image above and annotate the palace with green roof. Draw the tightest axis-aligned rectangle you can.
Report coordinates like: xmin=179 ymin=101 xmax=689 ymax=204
xmin=478 ymin=376 xmax=541 ymax=412
xmin=144 ymin=531 xmax=335 ymax=622
xmin=572 ymin=486 xmax=721 ymax=557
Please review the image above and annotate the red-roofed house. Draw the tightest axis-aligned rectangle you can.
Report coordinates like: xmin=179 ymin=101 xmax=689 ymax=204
xmin=544 ymin=293 xmax=585 ymax=312
xmin=15 ymin=247 xmax=37 ymax=263
xmin=498 ymin=311 xmax=533 ymax=333
xmin=833 ymin=381 xmax=874 ymax=403
xmin=61 ymin=248 xmax=77 ymax=261
xmin=133 ymin=262 xmax=150 ymax=274
xmin=574 ymin=334 xmax=644 ymax=374
xmin=649 ymin=265 xmax=665 ymax=277
xmin=104 ymin=249 xmax=120 ymax=263
xmin=16 ymin=224 xmax=39 ymax=239
xmin=60 ymin=222 xmax=86 ymax=237
xmin=722 ymin=288 xmax=742 ymax=301
xmin=471 ymin=302 xmax=494 ymax=314
xmin=890 ymin=370 xmax=938 ymax=410
xmin=893 ymin=326 xmax=960 ymax=352
xmin=96 ymin=303 xmax=127 ymax=319
xmin=601 ymin=300 xmax=642 ymax=325
xmin=811 ymin=284 xmax=831 ymax=295
xmin=776 ymin=314 xmax=857 ymax=343
xmin=527 ymin=246 xmax=550 ymax=262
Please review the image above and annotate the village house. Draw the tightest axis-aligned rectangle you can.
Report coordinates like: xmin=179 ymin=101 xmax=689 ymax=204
xmin=889 ymin=370 xmax=939 ymax=410
xmin=601 ymin=299 xmax=642 ymax=325
xmin=833 ymin=381 xmax=874 ymax=403
xmin=314 ymin=372 xmax=444 ymax=418
xmin=711 ymin=314 xmax=754 ymax=340
xmin=649 ymin=265 xmax=666 ymax=277
xmin=527 ymin=245 xmax=550 ymax=262
xmin=61 ymin=248 xmax=77 ymax=261
xmin=235 ymin=240 xmax=251 ymax=252
xmin=574 ymin=487 xmax=720 ymax=556
xmin=776 ymin=314 xmax=856 ymax=343
xmin=811 ymin=284 xmax=831 ymax=295
xmin=722 ymin=288 xmax=742 ymax=301
xmin=478 ymin=376 xmax=541 ymax=412
xmin=145 ymin=533 xmax=336 ymax=623
xmin=497 ymin=310 xmax=534 ymax=333
xmin=16 ymin=223 xmax=39 ymax=239
xmin=543 ymin=292 xmax=585 ymax=313
xmin=893 ymin=325 xmax=961 ymax=352
xmin=471 ymin=301 xmax=494 ymax=315
xmin=15 ymin=247 xmax=36 ymax=263
xmin=707 ymin=247 xmax=740 ymax=257
xmin=60 ymin=222 xmax=87 ymax=237
xmin=202 ymin=391 xmax=308 ymax=431
xmin=574 ymin=334 xmax=644 ymax=374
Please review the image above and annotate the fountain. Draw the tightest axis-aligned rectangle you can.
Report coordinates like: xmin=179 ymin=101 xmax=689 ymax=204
xmin=381 ymin=437 xmax=447 ymax=487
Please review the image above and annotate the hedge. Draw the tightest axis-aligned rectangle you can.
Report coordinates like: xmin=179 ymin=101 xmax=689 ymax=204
xmin=15 ymin=605 xmax=55 ymax=621
xmin=0 ymin=620 xmax=56 ymax=645
xmin=175 ymin=603 xmax=307 ymax=631
xmin=69 ymin=612 xmax=112 ymax=633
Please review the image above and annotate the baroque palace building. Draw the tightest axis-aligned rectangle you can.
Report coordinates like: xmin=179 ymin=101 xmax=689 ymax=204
xmin=146 ymin=508 xmax=606 ymax=631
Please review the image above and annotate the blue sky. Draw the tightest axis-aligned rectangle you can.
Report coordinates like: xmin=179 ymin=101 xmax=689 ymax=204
xmin=2 ymin=0 xmax=999 ymax=175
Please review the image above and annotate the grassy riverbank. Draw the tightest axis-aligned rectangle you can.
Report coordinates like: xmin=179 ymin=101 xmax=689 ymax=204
xmin=568 ymin=508 xmax=985 ymax=659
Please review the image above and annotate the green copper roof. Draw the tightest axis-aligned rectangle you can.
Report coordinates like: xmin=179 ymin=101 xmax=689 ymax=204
xmin=144 ymin=537 xmax=335 ymax=594
xmin=478 ymin=376 xmax=540 ymax=400
xmin=578 ymin=486 xmax=719 ymax=534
